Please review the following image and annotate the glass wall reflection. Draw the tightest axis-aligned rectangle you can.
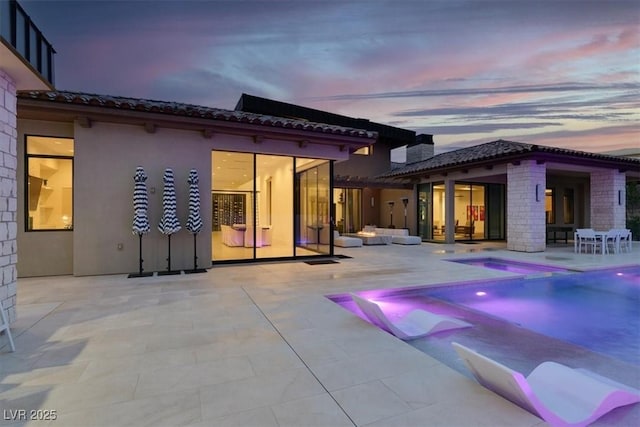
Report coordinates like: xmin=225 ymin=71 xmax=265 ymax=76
xmin=334 ymin=188 xmax=362 ymax=234
xmin=296 ymin=159 xmax=331 ymax=255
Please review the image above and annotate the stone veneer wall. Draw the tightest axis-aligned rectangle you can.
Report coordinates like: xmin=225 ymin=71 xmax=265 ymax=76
xmin=0 ymin=70 xmax=17 ymax=323
xmin=507 ymin=160 xmax=546 ymax=252
xmin=590 ymin=169 xmax=626 ymax=230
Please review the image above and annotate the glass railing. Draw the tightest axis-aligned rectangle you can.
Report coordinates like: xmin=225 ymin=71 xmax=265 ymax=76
xmin=0 ymin=0 xmax=55 ymax=86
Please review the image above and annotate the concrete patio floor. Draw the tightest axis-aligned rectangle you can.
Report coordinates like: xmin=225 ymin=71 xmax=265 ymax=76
xmin=1 ymin=242 xmax=639 ymax=426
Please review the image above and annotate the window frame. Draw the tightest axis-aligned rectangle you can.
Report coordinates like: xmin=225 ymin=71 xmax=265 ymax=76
xmin=24 ymin=135 xmax=74 ymax=232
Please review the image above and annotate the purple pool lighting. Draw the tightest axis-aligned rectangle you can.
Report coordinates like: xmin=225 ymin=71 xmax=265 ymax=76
xmin=328 ymin=265 xmax=640 ymax=366
xmin=425 ymin=266 xmax=640 ymax=365
xmin=447 ymin=257 xmax=570 ymax=275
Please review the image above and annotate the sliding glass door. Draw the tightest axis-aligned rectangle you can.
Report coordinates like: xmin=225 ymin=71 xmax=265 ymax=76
xmin=212 ymin=151 xmax=332 ymax=262
xmin=296 ymin=159 xmax=331 ymax=255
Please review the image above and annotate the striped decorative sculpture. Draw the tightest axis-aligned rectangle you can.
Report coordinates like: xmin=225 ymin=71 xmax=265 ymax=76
xmin=129 ymin=166 xmax=153 ymax=277
xmin=185 ymin=169 xmax=206 ymax=273
xmin=158 ymin=168 xmax=181 ymax=275
xmin=186 ymin=169 xmax=203 ymax=234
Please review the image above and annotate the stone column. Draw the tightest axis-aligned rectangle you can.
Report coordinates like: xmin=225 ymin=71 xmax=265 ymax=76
xmin=0 ymin=70 xmax=17 ymax=323
xmin=590 ymin=169 xmax=626 ymax=230
xmin=507 ymin=160 xmax=546 ymax=252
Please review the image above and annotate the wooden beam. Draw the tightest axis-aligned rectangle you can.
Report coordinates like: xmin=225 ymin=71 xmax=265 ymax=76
xmin=77 ymin=116 xmax=92 ymax=128
xmin=298 ymin=140 xmax=308 ymax=148
xmin=253 ymin=135 xmax=264 ymax=144
xmin=144 ymin=123 xmax=156 ymax=134
xmin=202 ymin=129 xmax=214 ymax=139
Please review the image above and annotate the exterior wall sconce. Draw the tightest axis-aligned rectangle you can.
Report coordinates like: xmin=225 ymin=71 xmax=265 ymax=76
xmin=618 ymin=190 xmax=622 ymax=205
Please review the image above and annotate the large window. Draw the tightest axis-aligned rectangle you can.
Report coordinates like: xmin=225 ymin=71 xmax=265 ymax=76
xmin=545 ymin=188 xmax=555 ymax=224
xmin=26 ymin=136 xmax=74 ymax=231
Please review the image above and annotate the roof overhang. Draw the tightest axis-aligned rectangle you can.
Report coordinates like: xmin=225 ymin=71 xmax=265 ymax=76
xmin=17 ymin=97 xmax=376 ymax=152
xmin=391 ymin=150 xmax=640 ymax=179
xmin=0 ymin=39 xmax=53 ymax=90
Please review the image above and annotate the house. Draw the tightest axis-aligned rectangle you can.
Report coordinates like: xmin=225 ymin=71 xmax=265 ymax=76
xmin=1 ymin=0 xmax=56 ymax=322
xmin=17 ymin=91 xmax=376 ymax=277
xmin=235 ymin=94 xmax=419 ymax=234
xmin=385 ymin=140 xmax=640 ymax=251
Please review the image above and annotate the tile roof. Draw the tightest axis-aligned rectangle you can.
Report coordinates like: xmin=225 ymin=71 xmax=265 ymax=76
xmin=334 ymin=174 xmax=411 ymax=189
xmin=17 ymin=90 xmax=378 ymax=140
xmin=384 ymin=139 xmax=640 ymax=177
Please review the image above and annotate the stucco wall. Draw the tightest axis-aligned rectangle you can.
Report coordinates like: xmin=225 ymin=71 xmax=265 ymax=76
xmin=507 ymin=160 xmax=546 ymax=252
xmin=0 ymin=70 xmax=18 ymax=322
xmin=72 ymin=122 xmax=213 ymax=275
xmin=17 ymin=120 xmax=74 ymax=277
xmin=379 ymin=188 xmax=416 ymax=233
xmin=334 ymin=143 xmax=390 ymax=178
xmin=17 ymin=115 xmax=357 ymax=276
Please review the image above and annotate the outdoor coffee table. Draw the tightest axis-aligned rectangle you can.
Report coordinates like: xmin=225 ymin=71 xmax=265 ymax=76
xmin=346 ymin=233 xmax=392 ymax=245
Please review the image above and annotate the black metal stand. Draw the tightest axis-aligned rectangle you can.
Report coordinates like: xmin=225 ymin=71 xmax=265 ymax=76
xmin=128 ymin=234 xmax=153 ymax=278
xmin=402 ymin=198 xmax=409 ymax=229
xmin=185 ymin=233 xmax=206 ymax=274
xmin=157 ymin=234 xmax=182 ymax=276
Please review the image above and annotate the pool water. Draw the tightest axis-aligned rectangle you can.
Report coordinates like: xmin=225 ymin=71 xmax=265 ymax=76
xmin=423 ymin=266 xmax=640 ymax=365
xmin=330 ymin=265 xmax=640 ymax=366
xmin=446 ymin=257 xmax=570 ymax=275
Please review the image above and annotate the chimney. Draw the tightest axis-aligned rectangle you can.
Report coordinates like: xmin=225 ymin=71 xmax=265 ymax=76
xmin=406 ymin=134 xmax=434 ymax=164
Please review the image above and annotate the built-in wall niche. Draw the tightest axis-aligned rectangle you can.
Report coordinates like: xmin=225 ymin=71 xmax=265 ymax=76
xmin=212 ymin=192 xmax=246 ymax=231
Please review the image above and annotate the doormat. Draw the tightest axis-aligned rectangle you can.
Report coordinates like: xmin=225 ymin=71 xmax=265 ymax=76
xmin=305 ymin=259 xmax=339 ymax=265
xmin=460 ymin=241 xmax=480 ymax=244
xmin=335 ymin=254 xmax=352 ymax=259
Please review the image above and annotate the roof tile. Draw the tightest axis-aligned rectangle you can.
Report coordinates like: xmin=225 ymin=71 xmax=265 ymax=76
xmin=17 ymin=90 xmax=377 ymax=140
xmin=385 ymin=139 xmax=640 ymax=177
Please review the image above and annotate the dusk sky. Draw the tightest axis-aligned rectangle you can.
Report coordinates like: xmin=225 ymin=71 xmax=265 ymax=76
xmin=21 ymin=0 xmax=640 ymax=155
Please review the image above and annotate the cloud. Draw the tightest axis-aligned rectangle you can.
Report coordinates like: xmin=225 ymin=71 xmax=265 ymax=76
xmin=311 ymin=82 xmax=639 ymax=102
xmin=393 ymin=95 xmax=639 ymax=122
xmin=433 ymin=123 xmax=640 ymax=154
xmin=414 ymin=122 xmax=562 ymax=135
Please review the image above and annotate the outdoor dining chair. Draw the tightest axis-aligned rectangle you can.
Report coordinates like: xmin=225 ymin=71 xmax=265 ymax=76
xmin=604 ymin=230 xmax=621 ymax=254
xmin=615 ymin=229 xmax=632 ymax=253
xmin=575 ymin=228 xmax=599 ymax=254
xmin=0 ymin=306 xmax=15 ymax=352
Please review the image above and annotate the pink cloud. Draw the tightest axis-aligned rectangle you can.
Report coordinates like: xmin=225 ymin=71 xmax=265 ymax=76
xmin=523 ymin=25 xmax=639 ymax=72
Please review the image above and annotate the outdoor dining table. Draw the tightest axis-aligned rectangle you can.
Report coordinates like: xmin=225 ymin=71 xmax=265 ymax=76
xmin=574 ymin=229 xmax=616 ymax=254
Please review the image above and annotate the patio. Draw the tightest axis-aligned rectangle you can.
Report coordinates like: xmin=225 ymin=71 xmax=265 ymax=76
xmin=1 ymin=242 xmax=638 ymax=426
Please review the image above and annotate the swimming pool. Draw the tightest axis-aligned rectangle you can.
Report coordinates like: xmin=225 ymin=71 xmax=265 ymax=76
xmin=446 ymin=257 xmax=571 ymax=275
xmin=424 ymin=265 xmax=640 ymax=365
xmin=330 ymin=265 xmax=640 ymax=366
